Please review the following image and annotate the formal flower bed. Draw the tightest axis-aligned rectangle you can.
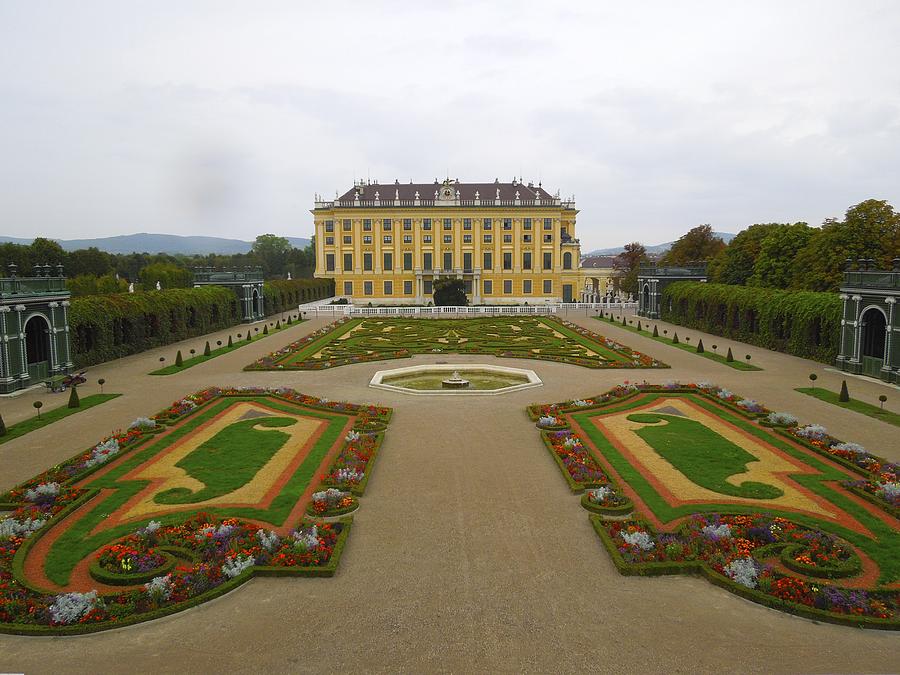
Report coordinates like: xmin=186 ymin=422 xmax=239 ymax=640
xmin=541 ymin=430 xmax=608 ymax=491
xmin=306 ymin=488 xmax=358 ymax=517
xmin=0 ymin=387 xmax=392 ymax=635
xmin=597 ymin=514 xmax=895 ymax=625
xmin=529 ymin=382 xmax=900 ymax=629
xmin=0 ymin=512 xmax=347 ymax=633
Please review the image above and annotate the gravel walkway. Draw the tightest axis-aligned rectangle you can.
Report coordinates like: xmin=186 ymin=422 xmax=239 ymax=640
xmin=1 ymin=311 xmax=897 ymax=674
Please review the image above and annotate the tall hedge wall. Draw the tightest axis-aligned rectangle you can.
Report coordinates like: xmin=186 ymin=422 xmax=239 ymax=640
xmin=69 ymin=287 xmax=240 ymax=368
xmin=660 ymin=282 xmax=841 ymax=363
xmin=263 ymin=278 xmax=334 ymax=315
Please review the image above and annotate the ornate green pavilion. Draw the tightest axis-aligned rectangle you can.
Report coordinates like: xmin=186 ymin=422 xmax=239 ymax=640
xmin=636 ymin=263 xmax=707 ymax=319
xmin=192 ymin=267 xmax=265 ymax=323
xmin=835 ymin=258 xmax=900 ymax=383
xmin=0 ymin=264 xmax=73 ymax=395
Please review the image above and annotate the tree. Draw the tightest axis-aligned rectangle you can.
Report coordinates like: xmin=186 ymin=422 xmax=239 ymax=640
xmin=139 ymin=262 xmax=192 ymax=290
xmin=433 ymin=277 xmax=468 ymax=306
xmin=748 ymin=223 xmax=813 ymax=289
xmin=792 ymin=199 xmax=900 ymax=291
xmin=612 ymin=242 xmax=648 ymax=295
xmin=839 ymin=379 xmax=850 ymax=402
xmin=29 ymin=238 xmax=66 ymax=267
xmin=660 ymin=225 xmax=725 ymax=266
xmin=68 ymin=247 xmax=112 ymax=277
xmin=68 ymin=385 xmax=80 ymax=408
xmin=708 ymin=223 xmax=782 ymax=285
xmin=252 ymin=234 xmax=292 ymax=277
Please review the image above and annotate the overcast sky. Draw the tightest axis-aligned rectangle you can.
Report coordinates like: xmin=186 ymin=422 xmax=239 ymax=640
xmin=1 ymin=1 xmax=899 ymax=251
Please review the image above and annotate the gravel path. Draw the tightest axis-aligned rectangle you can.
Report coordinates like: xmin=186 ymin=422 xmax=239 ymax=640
xmin=1 ymin=311 xmax=897 ymax=674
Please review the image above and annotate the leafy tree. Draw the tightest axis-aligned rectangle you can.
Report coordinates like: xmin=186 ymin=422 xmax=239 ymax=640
xmin=29 ymin=237 xmax=66 ymax=267
xmin=612 ymin=242 xmax=648 ymax=295
xmin=433 ymin=277 xmax=468 ymax=306
xmin=139 ymin=262 xmax=192 ymax=290
xmin=252 ymin=234 xmax=292 ymax=276
xmin=792 ymin=199 xmax=900 ymax=291
xmin=660 ymin=225 xmax=725 ymax=266
xmin=708 ymin=223 xmax=782 ymax=285
xmin=68 ymin=247 xmax=112 ymax=277
xmin=748 ymin=222 xmax=813 ymax=289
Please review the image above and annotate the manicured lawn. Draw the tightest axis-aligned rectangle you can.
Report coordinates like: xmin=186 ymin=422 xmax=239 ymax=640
xmin=247 ymin=316 xmax=667 ymax=370
xmin=795 ymin=387 xmax=900 ymax=428
xmin=593 ymin=314 xmax=762 ymax=370
xmin=0 ymin=393 xmax=121 ymax=446
xmin=150 ymin=321 xmax=298 ymax=375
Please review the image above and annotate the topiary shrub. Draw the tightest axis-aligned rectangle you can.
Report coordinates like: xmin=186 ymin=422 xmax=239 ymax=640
xmin=175 ymin=350 xmax=183 ymax=367
xmin=652 ymin=325 xmax=659 ymax=337
xmin=246 ymin=331 xmax=252 ymax=343
xmin=672 ymin=332 xmax=679 ymax=344
xmin=636 ymin=321 xmax=642 ymax=332
xmin=203 ymin=341 xmax=211 ymax=356
xmin=839 ymin=379 xmax=850 ymax=402
xmin=275 ymin=320 xmax=281 ymax=330
xmin=67 ymin=385 xmax=80 ymax=408
xmin=726 ymin=347 xmax=734 ymax=362
xmin=696 ymin=339 xmax=704 ymax=353
xmin=0 ymin=412 xmax=6 ymax=437
xmin=227 ymin=335 xmax=233 ymax=347
xmin=263 ymin=324 xmax=269 ymax=335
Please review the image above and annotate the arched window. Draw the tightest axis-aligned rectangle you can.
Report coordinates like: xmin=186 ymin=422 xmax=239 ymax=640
xmin=563 ymin=252 xmax=572 ymax=270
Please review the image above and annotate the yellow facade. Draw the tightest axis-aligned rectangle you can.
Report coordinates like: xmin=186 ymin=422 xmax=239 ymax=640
xmin=313 ymin=179 xmax=583 ymax=304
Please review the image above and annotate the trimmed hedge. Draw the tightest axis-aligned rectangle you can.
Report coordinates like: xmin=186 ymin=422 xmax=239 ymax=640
xmin=660 ymin=282 xmax=841 ymax=363
xmin=263 ymin=278 xmax=334 ymax=315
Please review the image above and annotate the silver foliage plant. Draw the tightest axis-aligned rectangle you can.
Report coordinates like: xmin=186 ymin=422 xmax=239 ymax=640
xmin=621 ymin=530 xmax=655 ymax=551
xmin=49 ymin=591 xmax=100 ymax=625
xmin=724 ymin=557 xmax=760 ymax=588
xmin=221 ymin=554 xmax=255 ymax=579
xmin=24 ymin=482 xmax=60 ymax=503
xmin=0 ymin=516 xmax=47 ymax=540
xmin=144 ymin=574 xmax=174 ymax=602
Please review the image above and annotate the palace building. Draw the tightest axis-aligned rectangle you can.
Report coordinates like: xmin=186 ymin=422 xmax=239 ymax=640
xmin=312 ymin=178 xmax=584 ymax=304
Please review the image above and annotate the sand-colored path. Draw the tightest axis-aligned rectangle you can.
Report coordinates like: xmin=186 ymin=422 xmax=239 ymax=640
xmin=1 ymin=310 xmax=898 ymax=673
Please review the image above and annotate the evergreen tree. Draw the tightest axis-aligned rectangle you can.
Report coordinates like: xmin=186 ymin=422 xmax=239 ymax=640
xmin=67 ymin=385 xmax=80 ymax=408
xmin=696 ymin=339 xmax=704 ymax=353
xmin=263 ymin=324 xmax=269 ymax=335
xmin=227 ymin=335 xmax=233 ymax=347
xmin=726 ymin=347 xmax=734 ymax=362
xmin=204 ymin=341 xmax=211 ymax=356
xmin=672 ymin=332 xmax=679 ymax=344
xmin=652 ymin=325 xmax=659 ymax=337
xmin=839 ymin=379 xmax=850 ymax=402
xmin=175 ymin=350 xmax=183 ymax=367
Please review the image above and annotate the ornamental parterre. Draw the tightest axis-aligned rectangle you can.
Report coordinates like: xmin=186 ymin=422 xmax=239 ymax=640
xmin=0 ymin=387 xmax=392 ymax=635
xmin=244 ymin=316 xmax=668 ymax=371
xmin=528 ymin=382 xmax=900 ymax=629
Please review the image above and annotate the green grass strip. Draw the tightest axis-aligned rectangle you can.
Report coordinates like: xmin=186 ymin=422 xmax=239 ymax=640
xmin=795 ymin=387 xmax=900 ymax=428
xmin=150 ymin=322 xmax=299 ymax=375
xmin=593 ymin=315 xmax=762 ymax=370
xmin=0 ymin=394 xmax=122 ymax=447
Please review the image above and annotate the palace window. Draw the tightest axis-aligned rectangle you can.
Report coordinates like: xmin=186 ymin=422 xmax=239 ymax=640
xmin=543 ymin=218 xmax=552 ymax=230
xmin=423 ymin=252 xmax=433 ymax=271
xmin=383 ymin=252 xmax=393 ymax=271
xmin=464 ymin=279 xmax=473 ymax=294
xmin=543 ymin=252 xmax=552 ymax=269
xmin=403 ymin=252 xmax=413 ymax=271
xmin=443 ymin=234 xmax=452 ymax=244
xmin=523 ymin=218 xmax=532 ymax=230
xmin=383 ymin=218 xmax=392 ymax=230
xmin=503 ymin=279 xmax=512 ymax=294
xmin=363 ymin=235 xmax=372 ymax=244
xmin=325 ymin=220 xmax=334 ymax=232
xmin=523 ymin=252 xmax=532 ymax=270
xmin=463 ymin=234 xmax=472 ymax=243
xmin=443 ymin=252 xmax=453 ymax=271
xmin=383 ymin=235 xmax=392 ymax=244
xmin=463 ymin=218 xmax=472 ymax=230
xmin=383 ymin=280 xmax=393 ymax=295
xmin=424 ymin=235 xmax=432 ymax=243
xmin=363 ymin=219 xmax=372 ymax=231
xmin=503 ymin=252 xmax=512 ymax=270
xmin=443 ymin=218 xmax=452 ymax=230
xmin=503 ymin=234 xmax=512 ymax=243
xmin=543 ymin=234 xmax=553 ymax=243
xmin=503 ymin=219 xmax=512 ymax=230
xmin=364 ymin=281 xmax=373 ymax=295
xmin=523 ymin=279 xmax=532 ymax=294
xmin=463 ymin=252 xmax=472 ymax=272
xmin=483 ymin=279 xmax=493 ymax=294
xmin=523 ymin=234 xmax=532 ymax=243
xmin=344 ymin=281 xmax=353 ymax=295
xmin=343 ymin=236 xmax=352 ymax=245
xmin=543 ymin=279 xmax=552 ymax=294
xmin=343 ymin=253 xmax=353 ymax=271
xmin=325 ymin=254 xmax=335 ymax=272
xmin=483 ymin=252 xmax=492 ymax=270
xmin=403 ymin=219 xmax=412 ymax=230
xmin=423 ymin=218 xmax=432 ymax=230
xmin=363 ymin=253 xmax=373 ymax=271
xmin=325 ymin=236 xmax=334 ymax=245
xmin=483 ymin=218 xmax=492 ymax=230
xmin=483 ymin=234 xmax=492 ymax=243
xmin=424 ymin=280 xmax=433 ymax=294
xmin=342 ymin=219 xmax=352 ymax=231
xmin=563 ymin=251 xmax=572 ymax=269
xmin=403 ymin=235 xmax=413 ymax=243
xmin=403 ymin=280 xmax=413 ymax=294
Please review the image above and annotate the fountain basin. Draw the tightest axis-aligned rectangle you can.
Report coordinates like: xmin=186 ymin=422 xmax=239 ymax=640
xmin=370 ymin=364 xmax=542 ymax=396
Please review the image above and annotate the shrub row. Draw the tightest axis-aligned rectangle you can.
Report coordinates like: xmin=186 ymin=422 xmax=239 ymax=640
xmin=660 ymin=282 xmax=841 ymax=363
xmin=68 ymin=278 xmax=333 ymax=368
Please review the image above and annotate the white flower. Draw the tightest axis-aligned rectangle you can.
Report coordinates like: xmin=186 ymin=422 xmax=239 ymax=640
xmin=724 ymin=557 xmax=759 ymax=588
xmin=621 ymin=530 xmax=655 ymax=551
xmin=345 ymin=430 xmax=361 ymax=443
xmin=221 ymin=554 xmax=255 ymax=579
xmin=571 ymin=399 xmax=590 ymax=407
xmin=128 ymin=417 xmax=156 ymax=430
xmin=256 ymin=529 xmax=280 ymax=552
xmin=0 ymin=516 xmax=47 ymax=540
xmin=766 ymin=412 xmax=798 ymax=426
xmin=538 ymin=415 xmax=559 ymax=426
xmin=292 ymin=525 xmax=320 ymax=552
xmin=832 ymin=442 xmax=866 ymax=456
xmin=144 ymin=574 xmax=174 ymax=601
xmin=49 ymin=591 xmax=100 ymax=624
xmin=588 ymin=486 xmax=614 ymax=502
xmin=795 ymin=424 xmax=828 ymax=441
xmin=877 ymin=482 xmax=900 ymax=501
xmin=84 ymin=438 xmax=120 ymax=468
xmin=24 ymin=482 xmax=60 ymax=503
xmin=701 ymin=523 xmax=732 ymax=540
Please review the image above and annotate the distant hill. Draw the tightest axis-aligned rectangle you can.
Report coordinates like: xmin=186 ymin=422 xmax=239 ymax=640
xmin=585 ymin=232 xmax=735 ymax=257
xmin=0 ymin=233 xmax=311 ymax=255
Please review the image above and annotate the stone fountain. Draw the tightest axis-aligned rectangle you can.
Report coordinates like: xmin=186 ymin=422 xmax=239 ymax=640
xmin=441 ymin=370 xmax=470 ymax=389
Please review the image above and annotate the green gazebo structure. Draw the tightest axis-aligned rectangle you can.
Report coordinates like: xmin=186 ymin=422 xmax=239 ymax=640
xmin=835 ymin=258 xmax=900 ymax=383
xmin=193 ymin=267 xmax=265 ymax=323
xmin=636 ymin=263 xmax=708 ymax=319
xmin=0 ymin=263 xmax=74 ymax=395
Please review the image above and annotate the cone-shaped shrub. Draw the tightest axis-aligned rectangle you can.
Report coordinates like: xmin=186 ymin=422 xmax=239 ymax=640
xmin=175 ymin=350 xmax=183 ymax=367
xmin=839 ymin=379 xmax=850 ymax=402
xmin=246 ymin=331 xmax=252 ymax=342
xmin=622 ymin=315 xmax=627 ymax=326
xmin=227 ymin=335 xmax=233 ymax=347
xmin=67 ymin=385 xmax=80 ymax=408
xmin=636 ymin=321 xmax=642 ymax=332
xmin=287 ymin=316 xmax=293 ymax=325
xmin=0 ymin=412 xmax=7 ymax=437
xmin=672 ymin=332 xmax=679 ymax=344
xmin=275 ymin=320 xmax=281 ymax=330
xmin=696 ymin=339 xmax=704 ymax=353
xmin=652 ymin=325 xmax=659 ymax=337
xmin=726 ymin=347 xmax=734 ymax=362
xmin=203 ymin=341 xmax=211 ymax=356
xmin=263 ymin=324 xmax=269 ymax=335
